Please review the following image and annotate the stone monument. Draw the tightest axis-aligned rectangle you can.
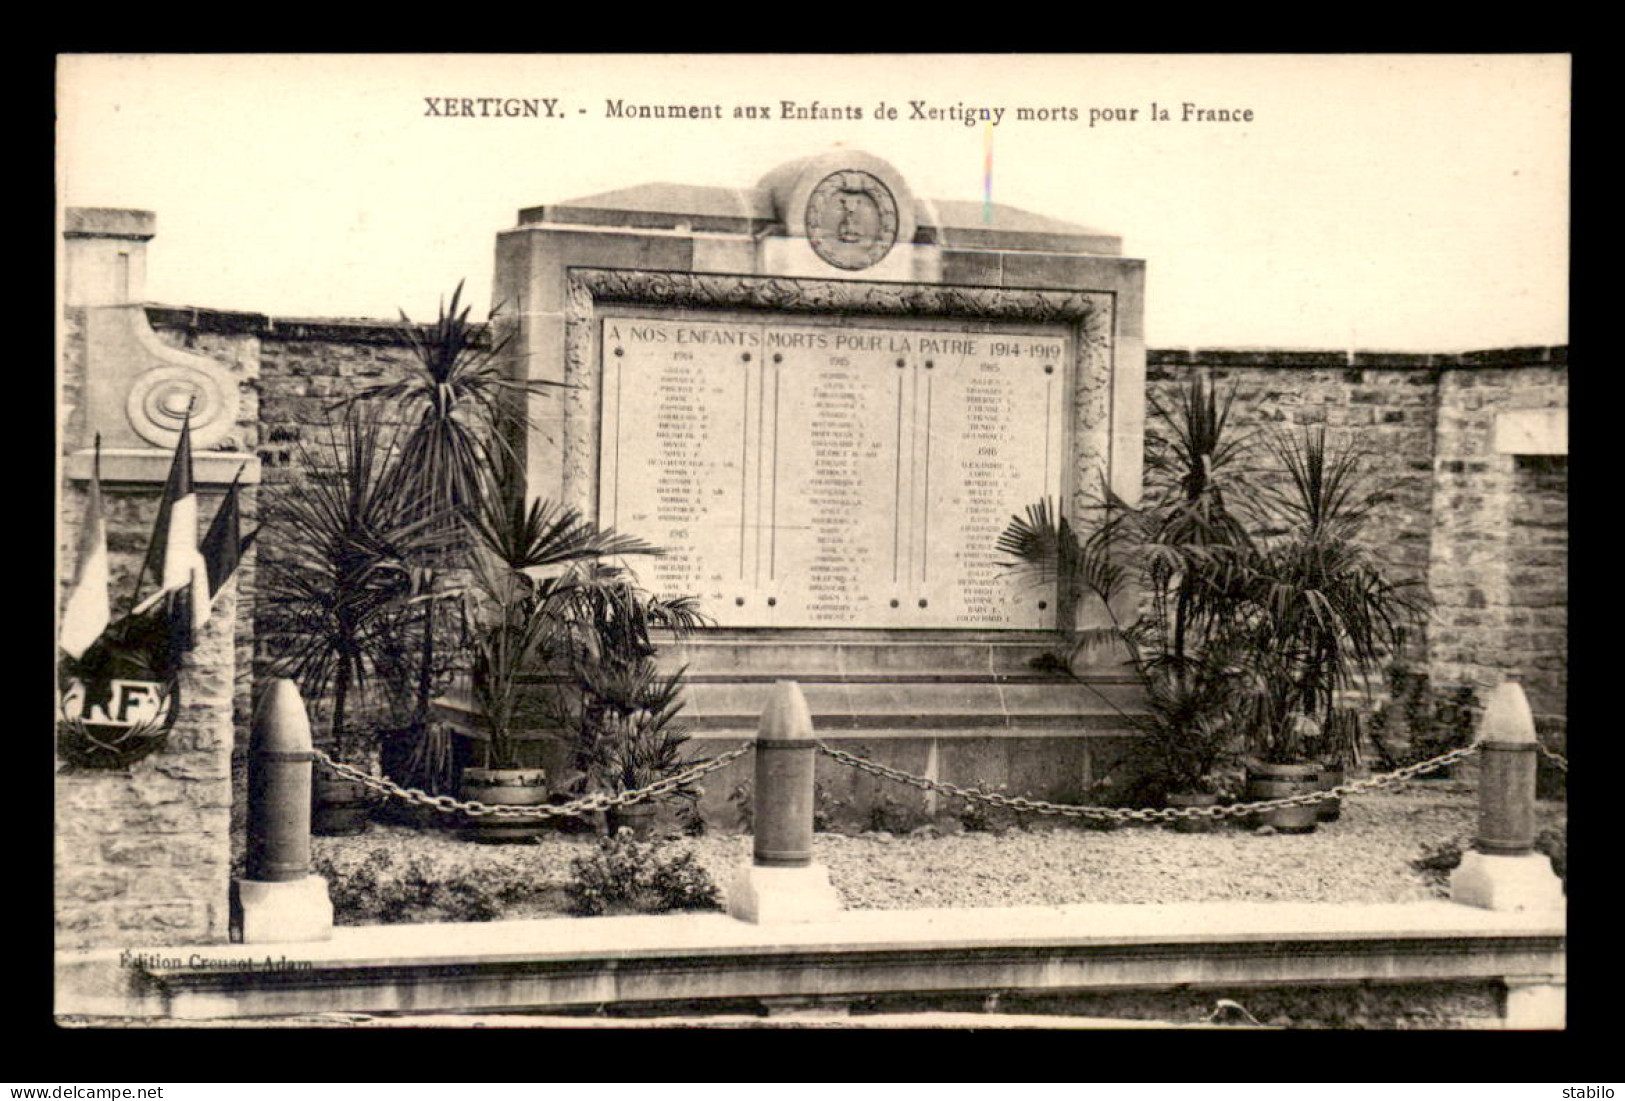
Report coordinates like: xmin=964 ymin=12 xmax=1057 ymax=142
xmin=483 ymin=150 xmax=1147 ymax=810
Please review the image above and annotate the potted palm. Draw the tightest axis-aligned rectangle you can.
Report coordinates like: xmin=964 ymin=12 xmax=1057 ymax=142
xmin=998 ymin=377 xmax=1257 ymax=818
xmin=459 ymin=469 xmax=664 ymax=842
xmin=1232 ymin=427 xmax=1429 ymax=832
xmin=261 ymin=409 xmax=446 ymax=834
xmin=337 ymin=281 xmax=566 ymax=798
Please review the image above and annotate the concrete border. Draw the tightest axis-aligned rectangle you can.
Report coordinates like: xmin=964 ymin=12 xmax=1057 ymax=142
xmin=57 ymin=900 xmax=1563 ymax=1026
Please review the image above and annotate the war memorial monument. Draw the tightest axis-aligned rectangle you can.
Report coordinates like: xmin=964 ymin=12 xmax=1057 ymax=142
xmin=55 ymin=143 xmax=1567 ymax=1027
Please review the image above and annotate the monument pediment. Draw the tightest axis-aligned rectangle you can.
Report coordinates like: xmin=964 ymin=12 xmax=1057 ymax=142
xmin=515 ymin=151 xmax=1122 ymax=256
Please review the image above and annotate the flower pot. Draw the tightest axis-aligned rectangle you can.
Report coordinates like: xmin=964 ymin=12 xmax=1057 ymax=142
xmin=1245 ymin=761 xmax=1320 ymax=834
xmin=1166 ymin=791 xmax=1220 ymax=833
xmin=312 ymin=773 xmax=372 ymax=836
xmin=460 ymin=767 xmax=549 ymax=844
xmin=1316 ymin=765 xmax=1346 ymax=822
xmin=606 ymin=801 xmax=658 ymax=839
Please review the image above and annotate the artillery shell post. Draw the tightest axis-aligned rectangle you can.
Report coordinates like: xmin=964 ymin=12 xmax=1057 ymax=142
xmin=232 ymin=678 xmax=334 ymax=943
xmin=728 ymin=681 xmax=842 ymax=924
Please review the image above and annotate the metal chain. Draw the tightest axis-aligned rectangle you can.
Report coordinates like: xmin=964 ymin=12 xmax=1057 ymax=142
xmin=1537 ymin=742 xmax=1568 ymax=773
xmin=311 ymin=744 xmax=751 ymax=819
xmin=815 ymin=742 xmax=1482 ymax=824
xmin=315 ymin=736 xmax=1490 ymax=823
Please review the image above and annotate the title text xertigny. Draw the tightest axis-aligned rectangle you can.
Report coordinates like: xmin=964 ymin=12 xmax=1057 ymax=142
xmin=423 ymin=96 xmax=561 ymax=117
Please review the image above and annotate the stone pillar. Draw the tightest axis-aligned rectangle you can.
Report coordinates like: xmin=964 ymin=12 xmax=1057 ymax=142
xmin=54 ymin=590 xmax=237 ymax=950
xmin=57 ymin=210 xmax=258 ymax=951
xmin=728 ymin=681 xmax=841 ymax=924
xmin=64 ymin=208 xmax=154 ymax=307
xmin=1450 ymin=681 xmax=1563 ymax=911
xmin=232 ymin=679 xmax=333 ymax=943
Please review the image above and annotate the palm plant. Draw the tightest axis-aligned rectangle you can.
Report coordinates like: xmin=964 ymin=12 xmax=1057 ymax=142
xmin=463 ymin=466 xmax=668 ymax=771
xmin=337 ymin=282 xmax=567 ymax=771
xmin=541 ymin=567 xmax=709 ymax=801
xmin=343 ymin=280 xmax=548 ymax=525
xmin=1122 ymin=659 xmax=1247 ymax=798
xmin=1235 ymin=427 xmax=1430 ymax=763
xmin=573 ymin=661 xmax=699 ymax=805
xmin=998 ymin=377 xmax=1259 ymax=795
xmin=261 ymin=409 xmax=447 ymax=759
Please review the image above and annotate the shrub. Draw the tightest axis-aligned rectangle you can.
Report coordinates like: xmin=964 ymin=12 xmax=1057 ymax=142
xmin=957 ymin=781 xmax=1019 ymax=833
xmin=676 ymin=799 xmax=707 ymax=837
xmin=1535 ymin=822 xmax=1567 ymax=882
xmin=729 ymin=779 xmax=754 ymax=833
xmin=1535 ymin=723 xmax=1567 ymax=802
xmin=729 ymin=778 xmax=850 ymax=834
xmin=813 ymin=781 xmax=848 ymax=833
xmin=867 ymin=792 xmax=931 ymax=834
xmin=1410 ymin=833 xmax=1474 ymax=889
xmin=311 ymin=845 xmax=539 ymax=924
xmin=563 ymin=832 xmax=722 ymax=916
xmin=1370 ymin=654 xmax=1480 ymax=771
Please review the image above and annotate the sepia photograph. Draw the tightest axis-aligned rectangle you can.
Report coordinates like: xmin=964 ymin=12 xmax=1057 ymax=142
xmin=53 ymin=53 xmax=1569 ymax=1034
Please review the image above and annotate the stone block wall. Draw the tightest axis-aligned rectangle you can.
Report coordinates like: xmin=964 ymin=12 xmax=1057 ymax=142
xmin=145 ymin=315 xmax=263 ymax=744
xmin=246 ymin=319 xmax=428 ymax=742
xmin=1427 ymin=353 xmax=1568 ymax=735
xmin=148 ymin=314 xmax=430 ymax=865
xmin=54 ymin=594 xmax=236 ymax=950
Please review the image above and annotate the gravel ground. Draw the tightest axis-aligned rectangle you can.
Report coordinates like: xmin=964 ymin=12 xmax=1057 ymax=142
xmin=310 ymin=782 xmax=1564 ymax=919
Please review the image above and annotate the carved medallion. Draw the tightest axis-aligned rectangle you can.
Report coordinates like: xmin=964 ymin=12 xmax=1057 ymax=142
xmin=804 ymin=170 xmax=899 ymax=270
xmin=126 ymin=364 xmax=238 ymax=449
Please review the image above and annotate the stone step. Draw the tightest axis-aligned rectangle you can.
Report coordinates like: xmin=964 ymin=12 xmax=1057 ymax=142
xmin=655 ymin=632 xmax=1079 ymax=679
xmin=679 ymin=678 xmax=1137 ymax=731
xmin=437 ymin=676 xmax=1140 ymax=737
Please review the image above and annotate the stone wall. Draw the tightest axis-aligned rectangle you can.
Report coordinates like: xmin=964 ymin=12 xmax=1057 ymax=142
xmin=151 ymin=315 xmax=430 ymax=863
xmin=244 ymin=317 xmax=428 ymax=720
xmin=1428 ymin=355 xmax=1569 ymax=735
xmin=54 ymin=595 xmax=237 ymax=950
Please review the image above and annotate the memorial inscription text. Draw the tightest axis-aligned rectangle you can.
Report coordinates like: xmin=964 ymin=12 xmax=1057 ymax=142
xmin=599 ymin=315 xmax=1068 ymax=629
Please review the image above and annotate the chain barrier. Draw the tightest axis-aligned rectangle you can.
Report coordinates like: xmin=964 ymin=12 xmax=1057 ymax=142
xmin=1537 ymin=743 xmax=1568 ymax=773
xmin=315 ymin=734 xmax=1502 ymax=824
xmin=311 ymin=744 xmax=751 ymax=819
xmin=815 ymin=742 xmax=1482 ymax=824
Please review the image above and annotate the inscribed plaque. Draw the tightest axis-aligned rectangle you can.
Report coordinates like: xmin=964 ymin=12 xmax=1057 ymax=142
xmin=599 ymin=315 xmax=1067 ymax=628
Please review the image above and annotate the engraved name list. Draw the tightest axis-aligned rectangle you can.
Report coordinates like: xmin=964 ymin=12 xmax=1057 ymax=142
xmin=599 ymin=315 xmax=1067 ymax=630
